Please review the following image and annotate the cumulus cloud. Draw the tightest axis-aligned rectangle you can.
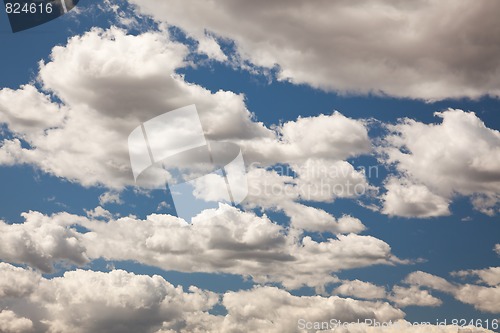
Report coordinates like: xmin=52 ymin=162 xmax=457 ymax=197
xmin=251 ymin=112 xmax=371 ymax=164
xmin=0 ymin=27 xmax=372 ymax=189
xmin=0 ymin=26 xmax=374 ymax=235
xmin=453 ymin=284 xmax=500 ymax=314
xmin=452 ymin=267 xmax=500 ymax=287
xmin=388 ymin=286 xmax=442 ymax=308
xmin=0 ymin=263 xmax=40 ymax=298
xmin=83 ymin=204 xmax=403 ymax=291
xmin=0 ymin=310 xmax=33 ymax=333
xmin=0 ymin=263 xmax=218 ymax=333
xmin=0 ymin=263 xmax=493 ymax=333
xmin=404 ymin=269 xmax=500 ymax=314
xmin=0 ymin=205 xmax=403 ymax=291
xmin=404 ymin=271 xmax=457 ymax=294
xmin=0 ymin=264 xmax=422 ymax=333
xmin=220 ymin=286 xmax=403 ymax=333
xmin=0 ymin=213 xmax=89 ymax=273
xmin=0 ymin=27 xmax=271 ymax=189
xmin=98 ymin=191 xmax=123 ymax=206
xmin=381 ymin=109 xmax=500 ymax=217
xmin=333 ymin=280 xmax=386 ymax=300
xmin=244 ymin=167 xmax=369 ymax=234
xmin=128 ymin=0 xmax=500 ymax=100
xmin=381 ymin=178 xmax=450 ymax=218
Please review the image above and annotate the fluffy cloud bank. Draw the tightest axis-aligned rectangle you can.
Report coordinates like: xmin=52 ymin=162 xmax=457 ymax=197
xmin=0 ymin=263 xmax=218 ymax=333
xmin=0 ymin=205 xmax=403 ymax=291
xmin=0 ymin=263 xmax=493 ymax=333
xmin=381 ymin=109 xmax=500 ymax=217
xmin=128 ymin=0 xmax=500 ymax=100
xmin=0 ymin=263 xmax=407 ymax=333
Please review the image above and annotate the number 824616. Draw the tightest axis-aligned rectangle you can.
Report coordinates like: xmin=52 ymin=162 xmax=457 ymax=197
xmin=5 ymin=2 xmax=53 ymax=14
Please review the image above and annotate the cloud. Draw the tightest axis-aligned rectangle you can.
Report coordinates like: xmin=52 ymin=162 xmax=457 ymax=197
xmin=0 ymin=263 xmax=40 ymax=298
xmin=220 ymin=286 xmax=403 ymax=333
xmin=82 ymin=204 xmax=403 ymax=290
xmin=0 ymin=310 xmax=33 ymax=333
xmin=0 ymin=27 xmax=374 ymax=236
xmin=244 ymin=167 xmax=370 ymax=234
xmin=404 ymin=271 xmax=456 ymax=294
xmin=0 ymin=205 xmax=404 ymax=291
xmin=0 ymin=263 xmax=218 ymax=333
xmin=388 ymin=286 xmax=442 ymax=307
xmin=381 ymin=109 xmax=500 ymax=217
xmin=0 ymin=27 xmax=270 ymax=189
xmin=404 ymin=269 xmax=500 ymax=314
xmin=452 ymin=267 xmax=500 ymax=287
xmin=0 ymin=263 xmax=494 ymax=333
xmin=196 ymin=35 xmax=227 ymax=61
xmin=0 ymin=264 xmax=438 ymax=333
xmin=453 ymin=284 xmax=500 ymax=314
xmin=128 ymin=0 xmax=500 ymax=100
xmin=333 ymin=280 xmax=386 ymax=300
xmin=0 ymin=213 xmax=89 ymax=273
xmin=381 ymin=178 xmax=450 ymax=218
xmin=98 ymin=191 xmax=123 ymax=206
xmin=495 ymin=244 xmax=500 ymax=256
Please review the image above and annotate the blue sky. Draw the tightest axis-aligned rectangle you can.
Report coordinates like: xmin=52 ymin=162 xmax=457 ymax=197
xmin=0 ymin=1 xmax=500 ymax=332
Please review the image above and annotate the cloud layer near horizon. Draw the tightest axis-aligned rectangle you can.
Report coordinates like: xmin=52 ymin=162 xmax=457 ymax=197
xmin=0 ymin=263 xmax=495 ymax=333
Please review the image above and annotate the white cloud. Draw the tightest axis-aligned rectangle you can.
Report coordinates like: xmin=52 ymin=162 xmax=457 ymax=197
xmin=244 ymin=167 xmax=369 ymax=234
xmin=0 ymin=264 xmax=443 ymax=333
xmin=0 ymin=27 xmax=374 ymax=236
xmin=242 ymin=112 xmax=371 ymax=166
xmin=381 ymin=109 xmax=500 ymax=217
xmin=404 ymin=271 xmax=456 ymax=294
xmin=381 ymin=178 xmax=450 ymax=218
xmin=388 ymin=286 xmax=442 ymax=307
xmin=85 ymin=206 xmax=114 ymax=220
xmin=220 ymin=286 xmax=403 ymax=333
xmin=196 ymin=35 xmax=227 ymax=61
xmin=453 ymin=284 xmax=500 ymax=314
xmin=0 ymin=310 xmax=33 ymax=333
xmin=82 ymin=204 xmax=402 ymax=291
xmin=0 ymin=269 xmax=493 ymax=333
xmin=405 ymin=269 xmax=500 ymax=314
xmin=0 ymin=27 xmax=270 ymax=189
xmin=0 ymin=263 xmax=218 ymax=333
xmin=0 ymin=213 xmax=89 ymax=273
xmin=0 ymin=263 xmax=40 ymax=298
xmin=0 ymin=205 xmax=403 ymax=291
xmin=98 ymin=191 xmax=123 ymax=206
xmin=452 ymin=267 xmax=500 ymax=287
xmin=333 ymin=280 xmax=386 ymax=300
xmin=128 ymin=0 xmax=500 ymax=100
xmin=495 ymin=244 xmax=500 ymax=256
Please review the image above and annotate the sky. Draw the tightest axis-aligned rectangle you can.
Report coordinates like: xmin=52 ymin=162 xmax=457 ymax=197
xmin=0 ymin=1 xmax=499 ymax=332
